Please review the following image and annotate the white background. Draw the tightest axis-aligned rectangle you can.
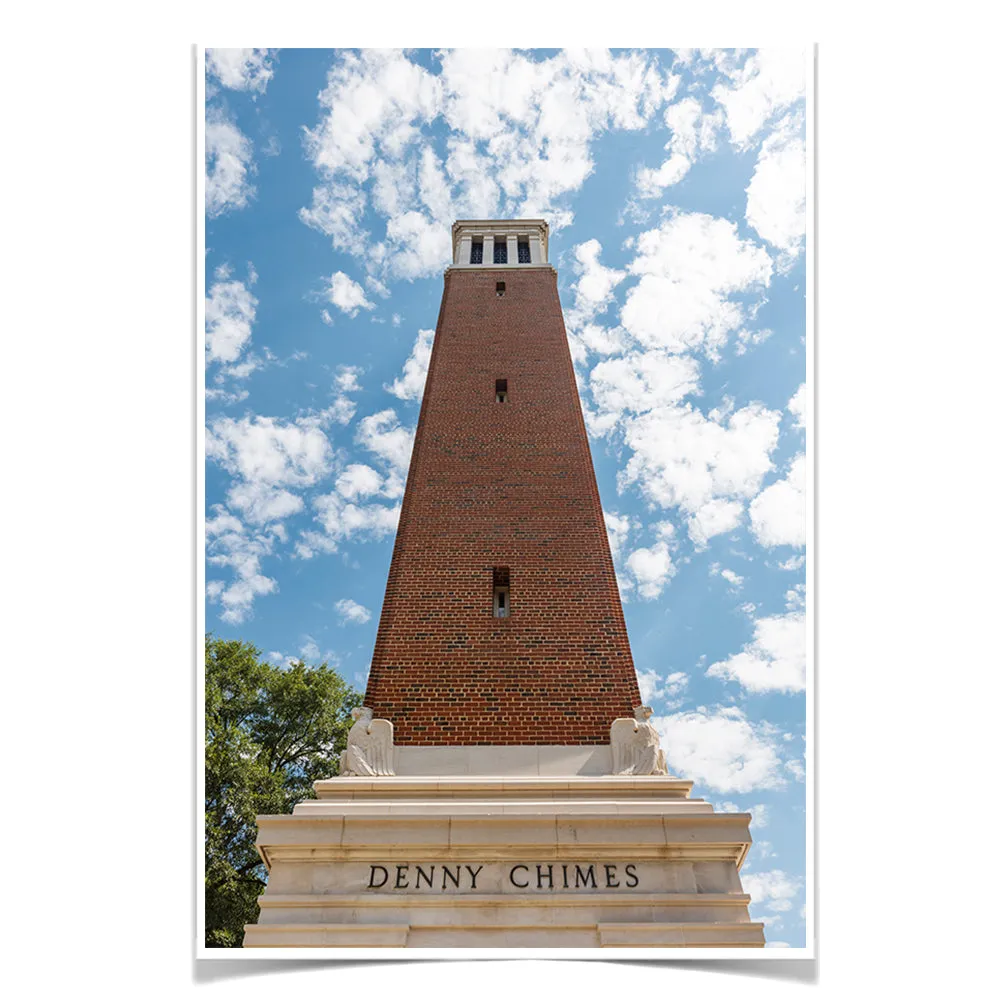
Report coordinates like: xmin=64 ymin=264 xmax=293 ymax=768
xmin=2 ymin=2 xmax=996 ymax=996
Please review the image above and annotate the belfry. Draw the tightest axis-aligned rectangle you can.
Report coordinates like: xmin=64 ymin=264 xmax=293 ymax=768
xmin=244 ymin=220 xmax=765 ymax=949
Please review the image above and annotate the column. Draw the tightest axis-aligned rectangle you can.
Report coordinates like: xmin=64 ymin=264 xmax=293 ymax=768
xmin=483 ymin=234 xmax=494 ymax=267
xmin=507 ymin=233 xmax=519 ymax=266
xmin=528 ymin=233 xmax=543 ymax=266
xmin=457 ymin=235 xmax=472 ymax=266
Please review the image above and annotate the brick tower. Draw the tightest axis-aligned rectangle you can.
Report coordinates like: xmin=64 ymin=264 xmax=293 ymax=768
xmin=244 ymin=221 xmax=764 ymax=950
xmin=366 ymin=219 xmax=640 ymax=746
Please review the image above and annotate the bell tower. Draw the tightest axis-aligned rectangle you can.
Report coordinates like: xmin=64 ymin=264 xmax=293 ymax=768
xmin=244 ymin=221 xmax=764 ymax=950
xmin=365 ymin=220 xmax=641 ymax=745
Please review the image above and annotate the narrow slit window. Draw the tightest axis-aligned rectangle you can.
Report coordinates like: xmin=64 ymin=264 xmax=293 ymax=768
xmin=495 ymin=378 xmax=508 ymax=403
xmin=517 ymin=241 xmax=530 ymax=263
xmin=493 ymin=240 xmax=508 ymax=264
xmin=496 ymin=281 xmax=505 ymax=297
xmin=470 ymin=240 xmax=483 ymax=264
xmin=492 ymin=567 xmax=510 ymax=618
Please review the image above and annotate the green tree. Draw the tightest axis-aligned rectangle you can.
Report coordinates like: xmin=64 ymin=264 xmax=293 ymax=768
xmin=204 ymin=635 xmax=361 ymax=947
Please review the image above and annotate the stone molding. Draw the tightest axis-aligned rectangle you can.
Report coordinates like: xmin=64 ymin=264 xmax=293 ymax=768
xmin=244 ymin=922 xmax=764 ymax=949
xmin=313 ymin=774 xmax=697 ymax=796
xmin=379 ymin=744 xmax=661 ymax=777
xmin=247 ymin=771 xmax=761 ymax=948
xmin=444 ymin=263 xmax=558 ymax=273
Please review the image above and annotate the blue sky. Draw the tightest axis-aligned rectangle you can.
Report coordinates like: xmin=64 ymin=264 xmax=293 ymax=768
xmin=204 ymin=47 xmax=809 ymax=948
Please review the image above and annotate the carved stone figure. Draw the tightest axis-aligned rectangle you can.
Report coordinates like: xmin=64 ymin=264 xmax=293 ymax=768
xmin=338 ymin=707 xmax=395 ymax=777
xmin=610 ymin=706 xmax=668 ymax=776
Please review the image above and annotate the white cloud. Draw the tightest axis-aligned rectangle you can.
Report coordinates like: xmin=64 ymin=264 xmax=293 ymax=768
xmin=299 ymin=180 xmax=370 ymax=252
xmin=206 ymin=48 xmax=276 ymax=94
xmin=293 ymin=364 xmax=366 ymax=428
xmin=334 ymin=366 xmax=362 ymax=394
xmin=206 ymin=414 xmax=333 ymax=488
xmin=785 ymin=758 xmax=805 ymax=781
xmin=204 ymin=413 xmax=337 ymax=602
xmin=582 ymin=212 xmax=780 ymax=551
xmin=297 ymin=635 xmax=340 ymax=665
xmin=205 ymin=510 xmax=242 ymax=537
xmin=327 ymin=271 xmax=375 ymax=317
xmin=620 ymin=210 xmax=772 ymax=358
xmin=336 ymin=463 xmax=384 ymax=500
xmin=386 ymin=328 xmax=434 ymax=401
xmin=636 ymin=669 xmax=689 ymax=708
xmin=206 ymin=112 xmax=254 ymax=218
xmin=735 ymin=326 xmax=774 ymax=356
xmin=356 ymin=409 xmax=414 ymax=474
xmin=635 ymin=96 xmax=723 ymax=196
xmin=206 ymin=265 xmax=258 ymax=365
xmin=660 ymin=706 xmax=788 ymax=793
xmin=712 ymin=49 xmax=806 ymax=150
xmin=785 ymin=583 xmax=806 ymax=612
xmin=688 ymin=498 xmax=744 ymax=549
xmin=216 ymin=356 xmax=263 ymax=381
xmin=625 ymin=525 xmax=676 ymax=599
xmin=778 ymin=554 xmax=805 ymax=572
xmin=619 ymin=400 xmax=782 ymax=539
xmin=226 ymin=482 xmax=303 ymax=526
xmin=205 ymin=508 xmax=278 ymax=624
xmin=300 ymin=49 xmax=673 ymax=284
xmin=205 ymin=387 xmax=249 ymax=406
xmin=574 ymin=323 xmax=629 ymax=361
xmin=589 ymin=352 xmax=699 ymax=424
xmin=788 ymin=383 xmax=806 ymax=430
xmin=376 ymin=210 xmax=452 ymax=281
xmin=335 ymin=598 xmax=373 ymax=624
xmin=636 ymin=668 xmax=660 ymax=704
xmin=603 ymin=511 xmax=632 ymax=562
xmin=719 ymin=567 xmax=744 ymax=590
xmin=746 ymin=111 xmax=806 ymax=268
xmin=707 ymin=611 xmax=806 ymax=693
xmin=749 ymin=453 xmax=806 ymax=548
xmin=566 ymin=239 xmax=626 ymax=326
xmin=304 ymin=49 xmax=441 ymax=183
xmin=296 ymin=398 xmax=356 ymax=431
xmin=296 ymin=491 xmax=401 ymax=558
xmin=741 ymin=869 xmax=802 ymax=914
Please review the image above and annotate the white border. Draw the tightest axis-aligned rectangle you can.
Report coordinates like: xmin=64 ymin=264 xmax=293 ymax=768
xmin=804 ymin=42 xmax=816 ymax=957
xmin=196 ymin=44 xmax=816 ymax=962
xmin=196 ymin=42 xmax=209 ymax=957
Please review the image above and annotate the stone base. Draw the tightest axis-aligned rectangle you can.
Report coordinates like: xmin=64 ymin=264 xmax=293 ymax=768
xmin=244 ymin=771 xmax=764 ymax=949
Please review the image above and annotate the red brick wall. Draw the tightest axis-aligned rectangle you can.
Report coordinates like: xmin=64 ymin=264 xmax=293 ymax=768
xmin=365 ymin=266 xmax=641 ymax=744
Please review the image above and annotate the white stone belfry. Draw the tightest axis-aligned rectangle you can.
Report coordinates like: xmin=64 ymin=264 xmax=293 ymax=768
xmin=449 ymin=219 xmax=550 ymax=268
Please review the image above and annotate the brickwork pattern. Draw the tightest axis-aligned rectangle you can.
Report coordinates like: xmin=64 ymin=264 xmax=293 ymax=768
xmin=365 ymin=267 xmax=641 ymax=744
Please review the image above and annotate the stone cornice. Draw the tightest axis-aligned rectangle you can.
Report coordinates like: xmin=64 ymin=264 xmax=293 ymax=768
xmin=311 ymin=775 xmax=698 ymax=799
xmin=258 ymin=893 xmax=753 ymax=909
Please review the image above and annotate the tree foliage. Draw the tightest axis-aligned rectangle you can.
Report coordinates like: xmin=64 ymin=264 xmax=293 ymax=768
xmin=204 ymin=635 xmax=361 ymax=947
